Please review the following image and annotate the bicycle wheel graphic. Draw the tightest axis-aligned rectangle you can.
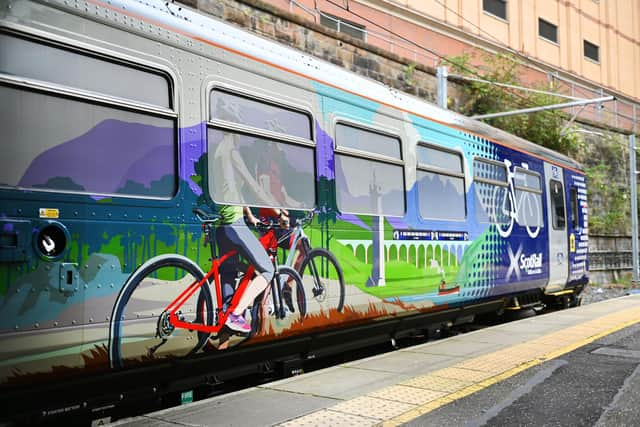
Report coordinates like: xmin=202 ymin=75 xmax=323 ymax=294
xmin=300 ymin=248 xmax=345 ymax=313
xmin=522 ymin=192 xmax=542 ymax=238
xmin=249 ymin=265 xmax=306 ymax=338
xmin=108 ymin=254 xmax=213 ymax=369
xmin=493 ymin=185 xmax=515 ymax=238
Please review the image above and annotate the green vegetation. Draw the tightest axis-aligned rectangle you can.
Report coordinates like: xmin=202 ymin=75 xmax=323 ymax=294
xmin=584 ymin=134 xmax=631 ymax=234
xmin=610 ymin=272 xmax=634 ymax=288
xmin=446 ymin=52 xmax=584 ymax=156
xmin=446 ymin=52 xmax=634 ymax=235
xmin=403 ymin=62 xmax=417 ymax=86
xmin=586 ymin=162 xmax=630 ymax=234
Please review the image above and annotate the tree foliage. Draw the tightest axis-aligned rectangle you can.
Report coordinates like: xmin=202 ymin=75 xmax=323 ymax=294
xmin=583 ymin=135 xmax=631 ymax=234
xmin=446 ymin=52 xmax=630 ymax=234
xmin=446 ymin=52 xmax=584 ymax=156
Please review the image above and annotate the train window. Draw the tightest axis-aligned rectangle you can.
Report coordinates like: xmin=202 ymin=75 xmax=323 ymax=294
xmin=416 ymin=144 xmax=465 ymax=221
xmin=207 ymin=90 xmax=315 ymax=210
xmin=0 ymin=32 xmax=171 ymax=108
xmin=473 ymin=158 xmax=510 ymax=224
xmin=210 ymin=90 xmax=312 ymax=140
xmin=335 ymin=123 xmax=401 ymax=160
xmin=334 ymin=123 xmax=405 ymax=216
xmin=514 ymin=168 xmax=543 ymax=228
xmin=570 ymin=187 xmax=579 ymax=228
xmin=207 ymin=130 xmax=315 ymax=209
xmin=0 ymin=33 xmax=178 ymax=199
xmin=1 ymin=86 xmax=176 ymax=197
xmin=550 ymin=179 xmax=566 ymax=229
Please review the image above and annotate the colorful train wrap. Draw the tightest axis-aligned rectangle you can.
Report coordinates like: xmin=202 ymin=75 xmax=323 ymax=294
xmin=0 ymin=0 xmax=588 ymax=418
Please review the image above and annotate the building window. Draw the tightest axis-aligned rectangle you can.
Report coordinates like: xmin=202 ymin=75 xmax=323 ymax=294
xmin=584 ymin=40 xmax=600 ymax=62
xmin=483 ymin=0 xmax=507 ymax=20
xmin=0 ymin=31 xmax=177 ymax=199
xmin=334 ymin=123 xmax=405 ymax=216
xmin=320 ymin=13 xmax=366 ymax=42
xmin=538 ymin=18 xmax=558 ymax=43
xmin=416 ymin=144 xmax=466 ymax=221
xmin=207 ymin=89 xmax=316 ymax=210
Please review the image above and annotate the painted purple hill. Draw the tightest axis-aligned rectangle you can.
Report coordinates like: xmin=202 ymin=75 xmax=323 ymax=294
xmin=19 ymin=119 xmax=175 ymax=196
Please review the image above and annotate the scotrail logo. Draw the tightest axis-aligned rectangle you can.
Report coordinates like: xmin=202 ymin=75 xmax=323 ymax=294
xmin=506 ymin=245 xmax=543 ymax=280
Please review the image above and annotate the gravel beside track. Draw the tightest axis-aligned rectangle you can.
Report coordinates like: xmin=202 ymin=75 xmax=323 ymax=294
xmin=581 ymin=284 xmax=638 ymax=305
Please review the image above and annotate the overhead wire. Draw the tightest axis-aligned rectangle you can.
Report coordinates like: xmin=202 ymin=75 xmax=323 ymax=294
xmin=322 ymin=0 xmax=543 ymax=110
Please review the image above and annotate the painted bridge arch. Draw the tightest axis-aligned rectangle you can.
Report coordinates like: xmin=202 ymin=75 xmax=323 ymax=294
xmin=337 ymin=239 xmax=471 ymax=267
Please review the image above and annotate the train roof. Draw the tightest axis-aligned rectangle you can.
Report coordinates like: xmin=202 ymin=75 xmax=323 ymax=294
xmin=111 ymin=0 xmax=583 ymax=172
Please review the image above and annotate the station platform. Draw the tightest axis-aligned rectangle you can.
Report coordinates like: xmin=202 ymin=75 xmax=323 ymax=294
xmin=111 ymin=294 xmax=640 ymax=426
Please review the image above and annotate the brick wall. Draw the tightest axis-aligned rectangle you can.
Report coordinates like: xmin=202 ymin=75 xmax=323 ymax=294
xmin=177 ymin=0 xmax=466 ymax=109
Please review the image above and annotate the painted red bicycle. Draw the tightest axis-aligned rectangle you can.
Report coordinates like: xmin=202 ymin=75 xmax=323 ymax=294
xmin=108 ymin=208 xmax=305 ymax=369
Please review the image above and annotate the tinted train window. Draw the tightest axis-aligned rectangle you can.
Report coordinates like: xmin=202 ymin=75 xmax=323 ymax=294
xmin=570 ymin=187 xmax=579 ymax=228
xmin=514 ymin=168 xmax=543 ymax=228
xmin=210 ymin=90 xmax=311 ymax=140
xmin=335 ymin=124 xmax=404 ymax=216
xmin=550 ymin=179 xmax=566 ymax=229
xmin=417 ymin=144 xmax=465 ymax=221
xmin=474 ymin=158 xmax=510 ymax=224
xmin=207 ymin=90 xmax=315 ymax=210
xmin=0 ymin=86 xmax=175 ymax=197
xmin=335 ymin=124 xmax=401 ymax=159
xmin=0 ymin=32 xmax=177 ymax=198
xmin=0 ymin=32 xmax=171 ymax=107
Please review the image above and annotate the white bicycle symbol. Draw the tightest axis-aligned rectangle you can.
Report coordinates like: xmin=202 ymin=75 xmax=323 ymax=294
xmin=491 ymin=159 xmax=542 ymax=239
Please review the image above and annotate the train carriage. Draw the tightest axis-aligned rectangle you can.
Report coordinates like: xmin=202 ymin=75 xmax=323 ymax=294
xmin=0 ymin=0 xmax=588 ymax=420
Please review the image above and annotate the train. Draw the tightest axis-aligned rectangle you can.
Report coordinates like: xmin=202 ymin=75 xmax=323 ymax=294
xmin=0 ymin=0 xmax=588 ymax=422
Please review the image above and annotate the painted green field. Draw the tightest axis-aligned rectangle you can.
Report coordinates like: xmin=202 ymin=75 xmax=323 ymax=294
xmin=307 ymin=220 xmax=459 ymax=300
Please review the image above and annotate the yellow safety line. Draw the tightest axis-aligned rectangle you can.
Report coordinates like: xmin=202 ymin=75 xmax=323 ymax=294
xmin=546 ymin=289 xmax=575 ymax=296
xmin=382 ymin=308 xmax=640 ymax=426
xmin=278 ymin=302 xmax=640 ymax=426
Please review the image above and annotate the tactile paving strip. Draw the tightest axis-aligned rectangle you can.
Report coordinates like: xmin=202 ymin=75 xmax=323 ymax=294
xmin=401 ymin=374 xmax=473 ymax=393
xmin=429 ymin=366 xmax=495 ymax=382
xmin=329 ymin=396 xmax=415 ymax=420
xmin=277 ymin=301 xmax=640 ymax=427
xmin=367 ymin=385 xmax=446 ymax=405
xmin=279 ymin=409 xmax=379 ymax=427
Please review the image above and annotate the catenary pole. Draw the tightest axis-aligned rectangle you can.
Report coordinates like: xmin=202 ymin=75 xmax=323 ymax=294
xmin=436 ymin=66 xmax=448 ymax=109
xmin=631 ymin=134 xmax=639 ymax=284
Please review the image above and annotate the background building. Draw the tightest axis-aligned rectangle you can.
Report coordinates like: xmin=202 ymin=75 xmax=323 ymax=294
xmin=269 ymin=0 xmax=640 ymax=132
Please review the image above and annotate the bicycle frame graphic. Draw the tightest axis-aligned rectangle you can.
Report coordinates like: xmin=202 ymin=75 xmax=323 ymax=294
xmin=107 ymin=208 xmax=346 ymax=368
xmin=279 ymin=214 xmax=345 ymax=311
xmin=108 ymin=210 xmax=306 ymax=368
xmin=492 ymin=159 xmax=543 ymax=239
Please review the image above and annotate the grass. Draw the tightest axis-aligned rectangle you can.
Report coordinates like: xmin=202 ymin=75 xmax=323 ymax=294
xmin=590 ymin=272 xmax=636 ymax=289
xmin=307 ymin=222 xmax=459 ymax=299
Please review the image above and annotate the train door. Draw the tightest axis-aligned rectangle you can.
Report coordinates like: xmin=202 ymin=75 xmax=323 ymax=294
xmin=564 ymin=172 xmax=589 ymax=283
xmin=544 ymin=163 xmax=569 ymax=291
